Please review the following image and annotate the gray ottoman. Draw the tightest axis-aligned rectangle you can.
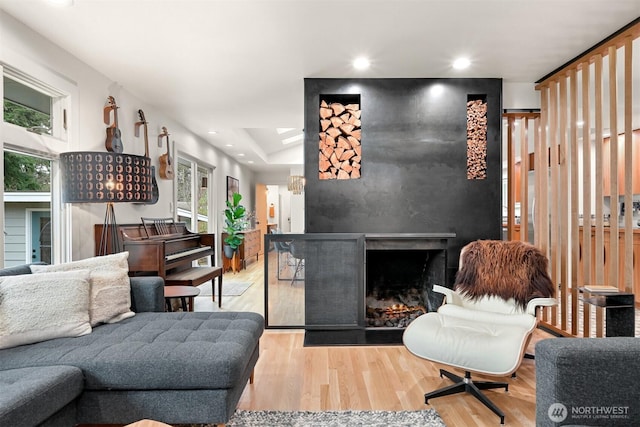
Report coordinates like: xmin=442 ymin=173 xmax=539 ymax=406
xmin=0 ymin=366 xmax=83 ymax=427
xmin=536 ymin=337 xmax=640 ymax=426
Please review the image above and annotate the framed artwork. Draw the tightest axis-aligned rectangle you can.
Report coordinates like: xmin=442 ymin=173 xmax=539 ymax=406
xmin=227 ymin=176 xmax=239 ymax=202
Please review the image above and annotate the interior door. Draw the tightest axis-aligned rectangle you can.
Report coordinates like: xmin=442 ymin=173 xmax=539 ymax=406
xmin=255 ymin=183 xmax=267 ymax=256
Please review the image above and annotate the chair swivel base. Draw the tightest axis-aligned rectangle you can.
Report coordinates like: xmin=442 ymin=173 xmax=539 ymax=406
xmin=425 ymin=369 xmax=507 ymax=424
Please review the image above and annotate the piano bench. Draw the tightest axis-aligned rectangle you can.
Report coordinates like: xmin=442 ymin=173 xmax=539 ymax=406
xmin=165 ymin=266 xmax=224 ymax=308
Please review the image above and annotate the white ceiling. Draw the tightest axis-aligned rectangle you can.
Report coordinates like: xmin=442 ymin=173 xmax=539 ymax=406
xmin=1 ymin=0 xmax=639 ymax=173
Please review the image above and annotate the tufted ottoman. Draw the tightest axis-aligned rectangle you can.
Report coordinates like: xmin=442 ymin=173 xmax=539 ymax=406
xmin=0 ymin=311 xmax=264 ymax=425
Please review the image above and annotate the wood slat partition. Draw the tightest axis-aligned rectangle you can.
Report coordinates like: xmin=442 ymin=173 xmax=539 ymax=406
xmin=504 ymin=111 xmax=557 ymax=324
xmin=504 ymin=112 xmax=538 ymax=243
xmin=533 ymin=20 xmax=638 ymax=337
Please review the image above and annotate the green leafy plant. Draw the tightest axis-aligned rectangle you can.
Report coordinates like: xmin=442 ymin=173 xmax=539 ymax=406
xmin=223 ymin=192 xmax=246 ymax=256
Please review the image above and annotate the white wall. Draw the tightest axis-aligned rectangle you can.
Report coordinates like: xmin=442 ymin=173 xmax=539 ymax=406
xmin=503 ymin=82 xmax=540 ymax=110
xmin=0 ymin=11 xmax=254 ymax=261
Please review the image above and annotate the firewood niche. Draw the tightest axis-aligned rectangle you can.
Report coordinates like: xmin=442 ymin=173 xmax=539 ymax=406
xmin=319 ymin=94 xmax=362 ymax=180
xmin=466 ymin=94 xmax=488 ymax=180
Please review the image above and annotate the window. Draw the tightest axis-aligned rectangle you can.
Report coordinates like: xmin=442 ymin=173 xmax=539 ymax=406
xmin=3 ymin=150 xmax=53 ymax=265
xmin=1 ymin=64 xmax=73 ymax=267
xmin=3 ymin=69 xmax=67 ymax=141
xmin=176 ymin=156 xmax=214 ymax=265
xmin=3 ymin=76 xmax=52 ymax=133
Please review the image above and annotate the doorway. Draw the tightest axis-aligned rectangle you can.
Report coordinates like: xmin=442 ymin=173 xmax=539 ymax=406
xmin=29 ymin=209 xmax=51 ymax=264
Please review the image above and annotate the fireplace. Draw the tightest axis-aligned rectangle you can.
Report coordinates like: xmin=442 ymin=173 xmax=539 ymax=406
xmin=364 ymin=234 xmax=449 ymax=336
xmin=366 ymin=249 xmax=444 ymax=328
xmin=264 ymin=232 xmax=455 ymax=345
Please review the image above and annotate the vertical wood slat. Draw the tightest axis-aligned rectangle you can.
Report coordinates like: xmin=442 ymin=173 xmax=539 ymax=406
xmin=569 ymin=69 xmax=579 ymax=336
xmin=558 ymin=76 xmax=569 ymax=332
xmin=507 ymin=116 xmax=516 ymax=241
xmin=623 ymin=37 xmax=634 ymax=294
xmin=581 ymin=60 xmax=592 ymax=337
xmin=594 ymin=54 xmax=604 ymax=337
xmin=608 ymin=46 xmax=619 ymax=290
xmin=539 ymin=89 xmax=551 ymax=323
xmin=549 ymin=81 xmax=560 ymax=326
xmin=534 ymin=117 xmax=542 ymax=249
xmin=520 ymin=118 xmax=528 ymax=242
xmin=539 ymin=90 xmax=550 ymax=256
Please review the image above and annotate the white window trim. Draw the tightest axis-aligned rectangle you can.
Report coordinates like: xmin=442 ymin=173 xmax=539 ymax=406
xmin=1 ymin=55 xmax=77 ymax=266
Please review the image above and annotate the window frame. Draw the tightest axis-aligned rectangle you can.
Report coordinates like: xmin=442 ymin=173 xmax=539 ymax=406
xmin=1 ymin=59 xmax=76 ymax=267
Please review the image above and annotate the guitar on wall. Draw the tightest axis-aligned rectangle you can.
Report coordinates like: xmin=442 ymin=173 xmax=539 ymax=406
xmin=158 ymin=126 xmax=175 ymax=179
xmin=103 ymin=96 xmax=124 ymax=153
xmin=134 ymin=109 xmax=159 ymax=204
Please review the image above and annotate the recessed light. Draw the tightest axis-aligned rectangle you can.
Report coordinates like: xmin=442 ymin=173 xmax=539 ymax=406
xmin=453 ymin=57 xmax=471 ymax=70
xmin=353 ymin=57 xmax=370 ymax=70
xmin=225 ymin=144 xmax=233 ymax=147
xmin=238 ymin=153 xmax=245 ymax=157
xmin=248 ymin=160 xmax=254 ymax=164
xmin=207 ymin=130 xmax=218 ymax=135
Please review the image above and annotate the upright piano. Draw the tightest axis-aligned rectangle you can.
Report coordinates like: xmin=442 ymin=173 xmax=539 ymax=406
xmin=95 ymin=219 xmax=225 ymax=307
xmin=94 ymin=220 xmax=215 ymax=278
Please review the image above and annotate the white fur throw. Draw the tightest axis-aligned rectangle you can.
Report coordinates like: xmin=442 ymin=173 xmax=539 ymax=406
xmin=0 ymin=270 xmax=92 ymax=349
xmin=31 ymin=252 xmax=134 ymax=326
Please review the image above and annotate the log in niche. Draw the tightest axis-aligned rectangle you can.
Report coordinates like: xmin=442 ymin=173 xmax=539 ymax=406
xmin=467 ymin=95 xmax=488 ymax=180
xmin=319 ymin=95 xmax=362 ymax=180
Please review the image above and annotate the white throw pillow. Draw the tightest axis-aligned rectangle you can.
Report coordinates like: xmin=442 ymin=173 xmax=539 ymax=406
xmin=30 ymin=252 xmax=135 ymax=326
xmin=0 ymin=270 xmax=92 ymax=349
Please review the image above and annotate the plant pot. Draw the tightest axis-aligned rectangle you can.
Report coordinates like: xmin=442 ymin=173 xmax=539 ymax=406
xmin=223 ymin=244 xmax=236 ymax=259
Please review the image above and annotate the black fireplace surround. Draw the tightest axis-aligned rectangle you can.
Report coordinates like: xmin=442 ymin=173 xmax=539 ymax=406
xmin=297 ymin=78 xmax=501 ymax=344
xmin=265 ymin=233 xmax=454 ymax=345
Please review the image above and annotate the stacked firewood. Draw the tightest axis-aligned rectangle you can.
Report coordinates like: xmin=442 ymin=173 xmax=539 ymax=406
xmin=366 ymin=304 xmax=426 ymax=328
xmin=318 ymin=100 xmax=362 ymax=180
xmin=466 ymin=99 xmax=488 ymax=179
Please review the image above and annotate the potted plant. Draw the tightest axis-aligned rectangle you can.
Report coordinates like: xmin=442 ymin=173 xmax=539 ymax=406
xmin=223 ymin=192 xmax=246 ymax=259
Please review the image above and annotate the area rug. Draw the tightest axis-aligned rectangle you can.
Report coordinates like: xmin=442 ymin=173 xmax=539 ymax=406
xmin=197 ymin=281 xmax=253 ymax=297
xmin=212 ymin=409 xmax=446 ymax=426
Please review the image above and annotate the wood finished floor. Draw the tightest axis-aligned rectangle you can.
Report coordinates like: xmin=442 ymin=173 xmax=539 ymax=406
xmin=194 ymin=254 xmax=552 ymax=427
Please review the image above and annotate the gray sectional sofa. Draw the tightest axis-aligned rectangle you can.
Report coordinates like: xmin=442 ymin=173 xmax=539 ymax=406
xmin=535 ymin=337 xmax=640 ymax=426
xmin=0 ymin=264 xmax=264 ymax=427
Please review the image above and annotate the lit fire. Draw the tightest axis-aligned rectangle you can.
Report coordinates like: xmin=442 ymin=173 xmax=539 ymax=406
xmin=384 ymin=303 xmax=425 ymax=315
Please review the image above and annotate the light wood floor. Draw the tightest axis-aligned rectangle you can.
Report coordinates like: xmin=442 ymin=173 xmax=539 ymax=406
xmin=194 ymin=254 xmax=552 ymax=426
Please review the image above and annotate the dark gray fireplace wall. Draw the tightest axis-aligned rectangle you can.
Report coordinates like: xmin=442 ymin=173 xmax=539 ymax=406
xmin=304 ymin=78 xmax=502 ymax=279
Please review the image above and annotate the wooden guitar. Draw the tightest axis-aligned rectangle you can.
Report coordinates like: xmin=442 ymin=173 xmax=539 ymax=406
xmin=103 ymin=96 xmax=124 ymax=153
xmin=135 ymin=109 xmax=159 ymax=204
xmin=158 ymin=126 xmax=174 ymax=179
